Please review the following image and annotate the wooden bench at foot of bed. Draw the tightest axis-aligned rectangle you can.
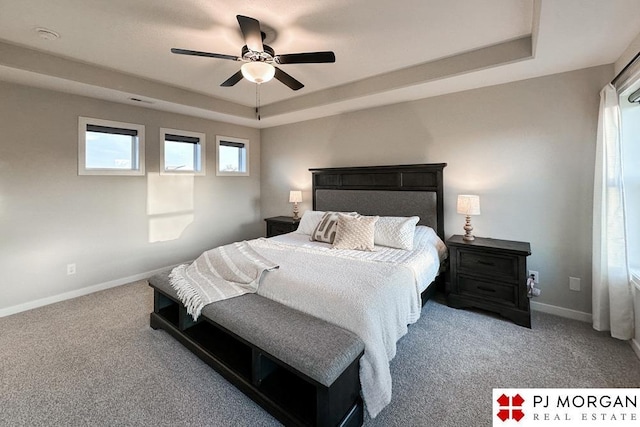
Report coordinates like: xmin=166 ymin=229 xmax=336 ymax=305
xmin=148 ymin=271 xmax=365 ymax=427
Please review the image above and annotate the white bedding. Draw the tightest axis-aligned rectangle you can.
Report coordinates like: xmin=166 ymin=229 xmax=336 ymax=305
xmin=270 ymin=225 xmax=447 ymax=293
xmin=249 ymin=225 xmax=446 ymax=418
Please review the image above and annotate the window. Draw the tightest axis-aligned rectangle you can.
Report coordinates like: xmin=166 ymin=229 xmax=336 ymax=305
xmin=160 ymin=128 xmax=206 ymax=175
xmin=78 ymin=117 xmax=145 ymax=176
xmin=621 ymin=86 xmax=640 ymax=273
xmin=216 ymin=136 xmax=249 ymax=176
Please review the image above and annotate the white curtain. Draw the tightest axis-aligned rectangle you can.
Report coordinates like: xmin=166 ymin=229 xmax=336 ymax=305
xmin=592 ymin=83 xmax=634 ymax=340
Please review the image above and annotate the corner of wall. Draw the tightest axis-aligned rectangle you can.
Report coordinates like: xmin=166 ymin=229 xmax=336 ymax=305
xmin=615 ymin=31 xmax=640 ymax=75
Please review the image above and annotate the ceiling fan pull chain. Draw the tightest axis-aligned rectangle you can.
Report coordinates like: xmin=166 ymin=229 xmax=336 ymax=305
xmin=256 ymin=83 xmax=261 ymax=121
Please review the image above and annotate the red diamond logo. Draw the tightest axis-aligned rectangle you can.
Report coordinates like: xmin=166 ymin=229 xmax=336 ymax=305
xmin=497 ymin=394 xmax=510 ymax=407
xmin=497 ymin=409 xmax=510 ymax=421
xmin=512 ymin=394 xmax=525 ymax=406
xmin=512 ymin=409 xmax=525 ymax=421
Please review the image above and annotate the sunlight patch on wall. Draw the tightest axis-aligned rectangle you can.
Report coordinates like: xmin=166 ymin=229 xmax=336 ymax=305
xmin=148 ymin=212 xmax=195 ymax=243
xmin=147 ymin=174 xmax=194 ymax=243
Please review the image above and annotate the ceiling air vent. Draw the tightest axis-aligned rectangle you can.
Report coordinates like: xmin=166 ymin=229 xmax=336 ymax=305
xmin=35 ymin=28 xmax=60 ymax=41
xmin=128 ymin=97 xmax=154 ymax=104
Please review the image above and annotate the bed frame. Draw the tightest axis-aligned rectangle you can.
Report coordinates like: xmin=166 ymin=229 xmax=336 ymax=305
xmin=148 ymin=163 xmax=447 ymax=427
xmin=310 ymin=163 xmax=447 ymax=301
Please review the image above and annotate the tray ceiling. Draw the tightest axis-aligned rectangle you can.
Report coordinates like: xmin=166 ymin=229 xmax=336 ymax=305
xmin=0 ymin=0 xmax=639 ymax=128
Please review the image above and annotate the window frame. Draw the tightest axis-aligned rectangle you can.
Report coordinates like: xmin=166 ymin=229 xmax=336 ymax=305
xmin=620 ymin=86 xmax=640 ymax=273
xmin=216 ymin=135 xmax=250 ymax=176
xmin=160 ymin=128 xmax=206 ymax=176
xmin=78 ymin=117 xmax=145 ymax=176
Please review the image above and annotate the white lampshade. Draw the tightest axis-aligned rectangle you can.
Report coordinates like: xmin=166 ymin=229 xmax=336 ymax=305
xmin=457 ymin=195 xmax=481 ymax=216
xmin=289 ymin=191 xmax=302 ymax=203
xmin=241 ymin=62 xmax=275 ymax=84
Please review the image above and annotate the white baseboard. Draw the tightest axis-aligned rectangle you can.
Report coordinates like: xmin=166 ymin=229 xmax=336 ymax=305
xmin=530 ymin=301 xmax=592 ymax=323
xmin=531 ymin=300 xmax=640 ymax=361
xmin=0 ymin=265 xmax=177 ymax=318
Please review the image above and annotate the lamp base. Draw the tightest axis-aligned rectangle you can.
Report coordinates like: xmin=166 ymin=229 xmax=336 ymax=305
xmin=462 ymin=215 xmax=475 ymax=241
xmin=292 ymin=202 xmax=300 ymax=220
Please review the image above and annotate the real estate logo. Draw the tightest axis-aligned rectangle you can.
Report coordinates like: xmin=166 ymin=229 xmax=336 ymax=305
xmin=493 ymin=388 xmax=640 ymax=426
xmin=497 ymin=393 xmax=525 ymax=422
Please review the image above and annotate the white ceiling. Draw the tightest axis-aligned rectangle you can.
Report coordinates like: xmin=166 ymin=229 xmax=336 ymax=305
xmin=0 ymin=0 xmax=639 ymax=128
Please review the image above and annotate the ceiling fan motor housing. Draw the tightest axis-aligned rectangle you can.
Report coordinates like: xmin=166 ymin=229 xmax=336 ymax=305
xmin=242 ymin=45 xmax=275 ymax=62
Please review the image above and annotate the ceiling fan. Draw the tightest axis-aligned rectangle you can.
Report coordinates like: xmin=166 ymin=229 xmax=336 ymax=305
xmin=171 ymin=15 xmax=336 ymax=91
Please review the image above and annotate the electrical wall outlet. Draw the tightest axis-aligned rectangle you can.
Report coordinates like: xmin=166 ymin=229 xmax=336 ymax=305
xmin=528 ymin=270 xmax=539 ymax=284
xmin=67 ymin=263 xmax=76 ymax=275
xmin=569 ymin=277 xmax=581 ymax=291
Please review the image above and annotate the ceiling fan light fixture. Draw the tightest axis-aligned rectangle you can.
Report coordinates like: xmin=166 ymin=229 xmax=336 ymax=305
xmin=171 ymin=15 xmax=333 ymax=91
xmin=241 ymin=62 xmax=275 ymax=84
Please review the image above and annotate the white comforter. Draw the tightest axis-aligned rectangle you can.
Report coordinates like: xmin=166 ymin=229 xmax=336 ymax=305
xmin=271 ymin=225 xmax=446 ymax=294
xmin=249 ymin=226 xmax=444 ymax=418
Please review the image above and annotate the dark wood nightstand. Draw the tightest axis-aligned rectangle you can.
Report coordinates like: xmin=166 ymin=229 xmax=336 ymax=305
xmin=446 ymin=235 xmax=532 ymax=328
xmin=264 ymin=216 xmax=300 ymax=237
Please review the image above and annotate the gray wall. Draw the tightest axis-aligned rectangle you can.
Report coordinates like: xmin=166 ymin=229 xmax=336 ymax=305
xmin=0 ymin=65 xmax=614 ymax=316
xmin=0 ymin=81 xmax=261 ymax=312
xmin=261 ymin=65 xmax=613 ymax=315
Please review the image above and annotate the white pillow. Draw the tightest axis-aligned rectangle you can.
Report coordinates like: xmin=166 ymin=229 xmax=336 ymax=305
xmin=374 ymin=216 xmax=420 ymax=250
xmin=295 ymin=210 xmax=325 ymax=235
xmin=332 ymin=214 xmax=379 ymax=251
xmin=311 ymin=211 xmax=358 ymax=243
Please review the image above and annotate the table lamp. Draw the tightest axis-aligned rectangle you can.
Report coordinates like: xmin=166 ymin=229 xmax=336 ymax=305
xmin=456 ymin=194 xmax=480 ymax=241
xmin=289 ymin=191 xmax=302 ymax=220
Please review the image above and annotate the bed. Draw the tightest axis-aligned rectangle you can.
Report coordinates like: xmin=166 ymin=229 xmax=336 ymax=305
xmin=149 ymin=163 xmax=447 ymax=425
xmin=307 ymin=162 xmax=446 ymax=301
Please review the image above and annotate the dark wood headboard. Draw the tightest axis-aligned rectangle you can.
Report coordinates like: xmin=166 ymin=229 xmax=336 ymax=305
xmin=309 ymin=163 xmax=446 ymax=240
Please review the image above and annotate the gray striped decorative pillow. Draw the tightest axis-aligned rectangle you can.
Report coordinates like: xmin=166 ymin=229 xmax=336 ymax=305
xmin=311 ymin=211 xmax=358 ymax=243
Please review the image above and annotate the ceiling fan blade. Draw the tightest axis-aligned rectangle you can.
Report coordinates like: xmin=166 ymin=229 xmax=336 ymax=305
xmin=171 ymin=48 xmax=239 ymax=61
xmin=275 ymin=51 xmax=336 ymax=64
xmin=274 ymin=67 xmax=304 ymax=91
xmin=220 ymin=70 xmax=244 ymax=87
xmin=237 ymin=15 xmax=264 ymax=52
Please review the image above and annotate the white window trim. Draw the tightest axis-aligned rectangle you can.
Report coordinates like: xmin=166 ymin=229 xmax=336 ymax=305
xmin=216 ymin=135 xmax=250 ymax=176
xmin=160 ymin=128 xmax=206 ymax=176
xmin=78 ymin=116 xmax=145 ymax=176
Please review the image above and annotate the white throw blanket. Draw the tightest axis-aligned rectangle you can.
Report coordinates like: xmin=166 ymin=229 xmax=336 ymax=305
xmin=249 ymin=238 xmax=424 ymax=418
xmin=169 ymin=241 xmax=279 ymax=320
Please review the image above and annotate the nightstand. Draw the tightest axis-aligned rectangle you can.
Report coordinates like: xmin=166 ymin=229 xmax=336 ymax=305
xmin=446 ymin=235 xmax=532 ymax=328
xmin=264 ymin=216 xmax=300 ymax=237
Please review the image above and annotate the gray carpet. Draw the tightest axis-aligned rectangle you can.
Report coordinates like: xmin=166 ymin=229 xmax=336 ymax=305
xmin=1 ymin=281 xmax=638 ymax=426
